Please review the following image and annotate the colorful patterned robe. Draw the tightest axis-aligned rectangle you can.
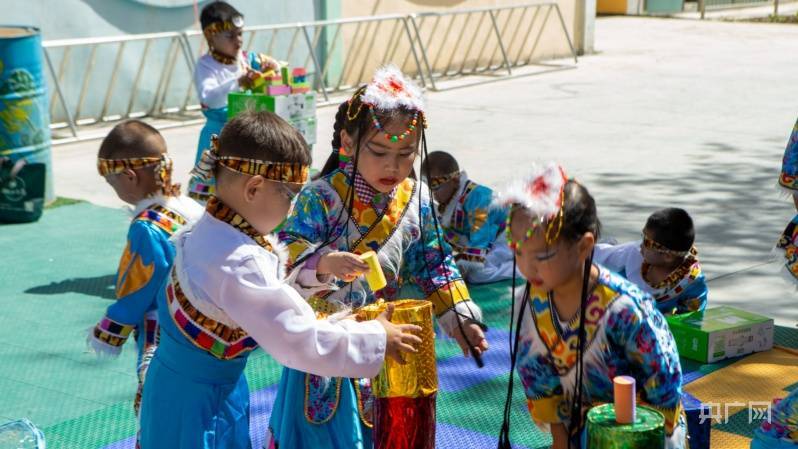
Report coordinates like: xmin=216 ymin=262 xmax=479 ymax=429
xmin=777 ymin=118 xmax=798 ymax=286
xmin=270 ymin=168 xmax=480 ymax=447
xmin=594 ymin=242 xmax=708 ymax=315
xmin=437 ymin=172 xmax=515 ymax=284
xmin=752 ymin=388 xmax=798 ymax=448
xmin=515 ymin=265 xmax=685 ymax=449
xmin=88 ymin=195 xmax=203 ymax=413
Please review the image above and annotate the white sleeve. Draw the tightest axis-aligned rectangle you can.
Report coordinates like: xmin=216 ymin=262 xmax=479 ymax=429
xmin=437 ymin=300 xmax=483 ymax=336
xmin=593 ymin=242 xmax=640 ymax=274
xmin=194 ymin=63 xmax=240 ymax=108
xmin=214 ymin=254 xmax=387 ymax=379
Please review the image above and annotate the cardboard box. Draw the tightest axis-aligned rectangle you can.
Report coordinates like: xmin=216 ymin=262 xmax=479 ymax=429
xmin=667 ymin=306 xmax=774 ymax=363
xmin=289 ymin=116 xmax=317 ymax=145
xmin=228 ymin=92 xmax=316 ymax=121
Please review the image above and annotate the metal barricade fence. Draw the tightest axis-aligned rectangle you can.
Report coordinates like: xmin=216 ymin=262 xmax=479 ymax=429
xmin=42 ymin=3 xmax=577 ymax=143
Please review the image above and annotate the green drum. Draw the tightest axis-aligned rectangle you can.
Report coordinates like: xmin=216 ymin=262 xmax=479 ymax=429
xmin=0 ymin=26 xmax=53 ymax=204
xmin=587 ymin=404 xmax=665 ymax=449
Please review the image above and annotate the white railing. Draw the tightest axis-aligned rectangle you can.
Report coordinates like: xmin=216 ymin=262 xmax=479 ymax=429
xmin=43 ymin=2 xmax=577 ymax=143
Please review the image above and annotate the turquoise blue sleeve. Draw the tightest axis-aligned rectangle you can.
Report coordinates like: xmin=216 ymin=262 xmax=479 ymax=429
xmin=105 ymin=221 xmax=173 ymax=326
xmin=675 ymin=274 xmax=708 ymax=314
xmin=462 ymin=186 xmax=505 ymax=254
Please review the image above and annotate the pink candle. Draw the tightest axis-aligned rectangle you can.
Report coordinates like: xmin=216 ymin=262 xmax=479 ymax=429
xmin=614 ymin=375 xmax=636 ymax=424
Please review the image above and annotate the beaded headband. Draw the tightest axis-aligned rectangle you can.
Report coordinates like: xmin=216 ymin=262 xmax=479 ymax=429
xmin=344 ymin=65 xmax=428 ymax=143
xmin=97 ymin=154 xmax=179 ymax=196
xmin=498 ymin=163 xmax=568 ymax=249
xmin=642 ymin=234 xmax=692 ymax=258
xmin=191 ymin=135 xmax=309 ymax=185
xmin=428 ymin=170 xmax=461 ymax=190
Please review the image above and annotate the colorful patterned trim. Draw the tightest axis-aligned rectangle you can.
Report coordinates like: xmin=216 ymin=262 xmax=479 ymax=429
xmin=93 ymin=317 xmax=135 ymax=347
xmin=203 ymin=17 xmax=243 ymax=35
xmin=353 ymin=378 xmax=375 ymax=428
xmin=166 ymin=273 xmax=257 ymax=360
xmin=307 ymin=295 xmax=342 ymax=316
xmin=218 ymin=157 xmax=309 ymax=185
xmin=777 ymin=216 xmax=798 ymax=283
xmin=641 ymin=248 xmax=700 ymax=291
xmin=188 ymin=180 xmax=215 ymax=203
xmin=97 ymin=157 xmax=161 ymax=176
xmin=650 ymin=262 xmax=701 ymax=304
xmin=425 ymin=279 xmax=470 ymax=317
xmin=529 ymin=281 xmax=620 ymax=376
xmin=304 ymin=374 xmax=342 ymax=424
xmin=206 ymin=196 xmax=275 ymax=251
xmin=429 ymin=170 xmax=460 ymax=190
xmin=97 ymin=155 xmax=178 ymax=196
xmin=444 ymin=231 xmax=488 ymax=264
xmin=143 ymin=317 xmax=159 ymax=348
xmin=331 ymin=171 xmax=416 ymax=256
xmin=454 ymin=252 xmax=487 ymax=264
xmin=642 ymin=234 xmax=692 ymax=257
xmin=453 ymin=181 xmax=479 ymax=232
xmin=134 ymin=204 xmax=188 ymax=236
xmin=779 ymin=172 xmax=798 ymax=191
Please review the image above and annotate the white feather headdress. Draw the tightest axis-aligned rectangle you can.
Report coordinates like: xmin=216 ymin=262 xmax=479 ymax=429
xmin=360 ymin=64 xmax=425 ymax=112
xmin=497 ymin=162 xmax=568 ymax=220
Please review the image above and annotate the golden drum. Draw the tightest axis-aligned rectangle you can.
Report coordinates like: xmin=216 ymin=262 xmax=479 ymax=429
xmin=358 ymin=299 xmax=438 ymax=398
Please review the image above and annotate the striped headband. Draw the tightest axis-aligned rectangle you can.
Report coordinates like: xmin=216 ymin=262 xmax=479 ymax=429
xmin=642 ymin=233 xmax=693 ymax=258
xmin=428 ymin=170 xmax=460 ymax=190
xmin=203 ymin=15 xmax=244 ymax=37
xmin=191 ymin=134 xmax=309 ymax=185
xmin=97 ymin=154 xmax=179 ymax=196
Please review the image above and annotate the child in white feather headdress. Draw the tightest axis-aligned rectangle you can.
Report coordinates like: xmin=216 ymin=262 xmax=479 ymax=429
xmin=268 ymin=65 xmax=488 ymax=449
xmin=496 ymin=162 xmax=686 ymax=449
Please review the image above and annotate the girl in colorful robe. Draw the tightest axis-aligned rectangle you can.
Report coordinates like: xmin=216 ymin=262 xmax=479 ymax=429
xmin=138 ymin=111 xmax=422 ymax=449
xmin=268 ymin=65 xmax=488 ymax=449
xmin=189 ymin=1 xmax=279 ymax=201
xmin=776 ymin=117 xmax=798 ymax=283
xmin=497 ymin=163 xmax=685 ymax=449
xmin=421 ymin=150 xmax=515 ymax=284
xmin=593 ymin=208 xmax=708 ymax=315
xmin=88 ymin=120 xmax=204 ymax=418
xmin=751 ymin=117 xmax=798 ymax=449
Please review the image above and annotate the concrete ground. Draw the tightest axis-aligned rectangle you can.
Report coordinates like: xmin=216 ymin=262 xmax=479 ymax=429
xmin=53 ymin=16 xmax=798 ymax=325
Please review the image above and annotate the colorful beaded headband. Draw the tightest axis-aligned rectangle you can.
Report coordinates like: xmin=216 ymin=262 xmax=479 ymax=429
xmin=428 ymin=170 xmax=461 ymax=190
xmin=642 ymin=234 xmax=692 ymax=258
xmin=97 ymin=154 xmax=178 ymax=195
xmin=497 ymin=163 xmax=568 ymax=249
xmin=345 ymin=65 xmax=427 ymax=143
xmin=191 ymin=135 xmax=309 ymax=185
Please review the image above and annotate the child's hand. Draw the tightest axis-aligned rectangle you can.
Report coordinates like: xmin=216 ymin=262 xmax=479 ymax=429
xmin=451 ymin=322 xmax=489 ymax=358
xmin=317 ymin=252 xmax=370 ymax=282
xmin=376 ymin=303 xmax=423 ymax=364
xmin=237 ymin=68 xmax=259 ymax=89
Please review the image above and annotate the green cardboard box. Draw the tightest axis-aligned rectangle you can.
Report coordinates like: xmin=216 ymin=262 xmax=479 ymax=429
xmin=227 ymin=92 xmax=316 ymax=121
xmin=666 ymin=306 xmax=774 ymax=363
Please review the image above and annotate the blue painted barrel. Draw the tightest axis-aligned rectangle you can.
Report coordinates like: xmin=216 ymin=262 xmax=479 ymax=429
xmin=0 ymin=26 xmax=53 ymax=203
